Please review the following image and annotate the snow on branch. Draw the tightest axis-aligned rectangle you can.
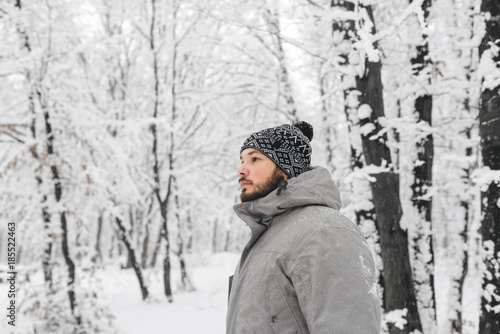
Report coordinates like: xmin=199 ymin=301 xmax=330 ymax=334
xmin=373 ymin=0 xmax=425 ymax=43
xmin=355 ymin=6 xmax=379 ymax=62
xmin=344 ymin=163 xmax=392 ymax=183
xmin=384 ymin=308 xmax=408 ymax=331
xmin=478 ymin=45 xmax=500 ymax=90
xmin=471 ymin=167 xmax=500 ymax=191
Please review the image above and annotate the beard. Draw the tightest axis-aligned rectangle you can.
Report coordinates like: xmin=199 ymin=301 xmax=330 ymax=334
xmin=240 ymin=166 xmax=286 ymax=202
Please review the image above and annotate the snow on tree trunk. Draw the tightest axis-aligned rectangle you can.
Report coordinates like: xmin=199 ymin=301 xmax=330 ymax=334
xmin=115 ymin=217 xmax=149 ymax=300
xmin=409 ymin=0 xmax=437 ymax=332
xmin=174 ymin=188 xmax=196 ymax=292
xmin=146 ymin=0 xmax=174 ymax=302
xmin=43 ymin=104 xmax=82 ymax=326
xmin=318 ymin=65 xmax=339 ymax=175
xmin=446 ymin=2 xmax=480 ymax=332
xmin=328 ymin=0 xmax=385 ymax=310
xmin=357 ymin=61 xmax=422 ymax=334
xmin=353 ymin=4 xmax=423 ymax=333
xmin=13 ymin=0 xmax=55 ymax=289
xmin=93 ymin=213 xmax=103 ymax=263
xmin=262 ymin=7 xmax=298 ymax=122
xmin=479 ymin=1 xmax=500 ymax=332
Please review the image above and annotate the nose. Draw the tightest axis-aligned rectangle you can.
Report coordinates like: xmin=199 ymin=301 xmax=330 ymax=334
xmin=237 ymin=163 xmax=248 ymax=177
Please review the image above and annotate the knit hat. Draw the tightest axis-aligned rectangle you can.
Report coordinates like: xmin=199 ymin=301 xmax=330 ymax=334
xmin=240 ymin=121 xmax=314 ymax=178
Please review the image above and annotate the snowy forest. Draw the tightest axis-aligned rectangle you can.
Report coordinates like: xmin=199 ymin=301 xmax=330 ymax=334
xmin=0 ymin=0 xmax=499 ymax=333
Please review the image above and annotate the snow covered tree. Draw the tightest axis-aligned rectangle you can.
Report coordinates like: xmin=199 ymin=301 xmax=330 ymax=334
xmin=3 ymin=0 xmax=499 ymax=332
xmin=326 ymin=2 xmax=423 ymax=332
xmin=408 ymin=0 xmax=437 ymax=331
xmin=478 ymin=1 xmax=500 ymax=332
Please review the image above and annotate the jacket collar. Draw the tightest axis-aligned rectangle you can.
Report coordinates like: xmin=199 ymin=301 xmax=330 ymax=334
xmin=233 ymin=166 xmax=342 ymax=230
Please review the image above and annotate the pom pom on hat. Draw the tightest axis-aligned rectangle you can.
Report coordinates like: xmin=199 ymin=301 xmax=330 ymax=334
xmin=293 ymin=121 xmax=313 ymax=141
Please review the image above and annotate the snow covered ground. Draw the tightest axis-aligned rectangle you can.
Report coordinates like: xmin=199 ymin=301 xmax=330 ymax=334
xmin=111 ymin=252 xmax=481 ymax=334
xmin=0 ymin=251 xmax=482 ymax=333
xmin=110 ymin=252 xmax=239 ymax=334
xmin=0 ymin=252 xmax=239 ymax=334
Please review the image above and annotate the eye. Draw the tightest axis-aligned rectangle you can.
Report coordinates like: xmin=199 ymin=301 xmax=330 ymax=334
xmin=252 ymin=157 xmax=259 ymax=162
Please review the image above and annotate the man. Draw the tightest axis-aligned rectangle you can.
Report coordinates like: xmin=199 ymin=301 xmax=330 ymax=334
xmin=226 ymin=121 xmax=381 ymax=333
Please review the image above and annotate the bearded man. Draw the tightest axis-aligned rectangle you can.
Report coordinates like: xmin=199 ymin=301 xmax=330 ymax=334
xmin=226 ymin=121 xmax=381 ymax=333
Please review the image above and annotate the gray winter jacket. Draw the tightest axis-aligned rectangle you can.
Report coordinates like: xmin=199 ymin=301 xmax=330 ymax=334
xmin=226 ymin=167 xmax=381 ymax=334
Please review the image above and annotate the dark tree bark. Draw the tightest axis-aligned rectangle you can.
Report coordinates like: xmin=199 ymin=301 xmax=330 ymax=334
xmin=186 ymin=210 xmax=194 ymax=252
xmin=115 ymin=217 xmax=149 ymax=300
xmin=121 ymin=208 xmax=135 ymax=269
xmin=147 ymin=0 xmax=173 ymax=302
xmin=212 ymin=218 xmax=219 ymax=252
xmin=150 ymin=225 xmax=163 ymax=268
xmin=453 ymin=171 xmax=470 ymax=334
xmin=14 ymin=0 xmax=53 ymax=288
xmin=92 ymin=214 xmax=103 ymax=263
xmin=409 ymin=0 xmax=436 ymax=329
xmin=42 ymin=104 xmax=82 ymax=327
xmin=479 ymin=1 xmax=500 ymax=332
xmin=140 ymin=198 xmax=154 ymax=268
xmin=159 ymin=180 xmax=173 ymax=302
xmin=19 ymin=0 xmax=83 ymax=318
xmin=357 ymin=60 xmax=422 ymax=334
xmin=172 ymin=184 xmax=195 ymax=291
xmin=141 ymin=219 xmax=151 ymax=269
xmin=352 ymin=5 xmax=423 ymax=333
xmin=330 ymin=0 xmax=384 ymax=311
xmin=175 ymin=214 xmax=195 ymax=292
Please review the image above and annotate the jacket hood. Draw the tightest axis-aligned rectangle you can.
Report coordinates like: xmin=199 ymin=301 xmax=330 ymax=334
xmin=233 ymin=166 xmax=342 ymax=228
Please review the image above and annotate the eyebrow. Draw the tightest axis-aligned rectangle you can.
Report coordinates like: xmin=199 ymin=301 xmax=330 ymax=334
xmin=240 ymin=149 xmax=260 ymax=161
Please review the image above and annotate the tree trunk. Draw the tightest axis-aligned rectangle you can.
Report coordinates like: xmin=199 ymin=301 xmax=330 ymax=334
xmin=60 ymin=211 xmax=81 ymax=325
xmin=212 ymin=218 xmax=219 ymax=252
xmin=451 ymin=79 xmax=475 ymax=334
xmin=173 ymin=188 xmax=195 ymax=292
xmin=15 ymin=0 xmax=54 ymax=288
xmin=122 ymin=207 xmax=135 ymax=269
xmin=452 ymin=197 xmax=469 ymax=334
xmin=141 ymin=199 xmax=154 ymax=268
xmin=38 ymin=104 xmax=54 ymax=288
xmin=409 ymin=0 xmax=436 ymax=331
xmin=115 ymin=217 xmax=149 ymax=300
xmin=159 ymin=185 xmax=173 ymax=302
xmin=330 ymin=0 xmax=385 ymax=312
xmin=319 ymin=66 xmax=338 ymax=174
xmin=479 ymin=2 xmax=500 ymax=332
xmin=342 ymin=84 xmax=384 ymax=308
xmin=93 ymin=214 xmax=103 ymax=263
xmin=354 ymin=5 xmax=422 ymax=333
xmin=264 ymin=9 xmax=298 ymax=122
xmin=147 ymin=0 xmax=174 ymax=302
xmin=150 ymin=226 xmax=163 ymax=268
xmin=186 ymin=210 xmax=194 ymax=253
xmin=42 ymin=105 xmax=82 ymax=326
xmin=141 ymin=220 xmax=150 ymax=269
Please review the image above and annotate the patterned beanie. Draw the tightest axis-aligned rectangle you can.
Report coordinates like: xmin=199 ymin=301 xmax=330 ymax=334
xmin=240 ymin=121 xmax=314 ymax=178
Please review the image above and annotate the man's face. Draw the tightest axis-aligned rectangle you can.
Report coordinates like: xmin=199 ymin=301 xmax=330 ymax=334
xmin=237 ymin=148 xmax=288 ymax=202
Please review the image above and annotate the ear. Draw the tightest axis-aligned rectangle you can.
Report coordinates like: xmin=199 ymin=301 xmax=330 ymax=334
xmin=279 ymin=168 xmax=289 ymax=180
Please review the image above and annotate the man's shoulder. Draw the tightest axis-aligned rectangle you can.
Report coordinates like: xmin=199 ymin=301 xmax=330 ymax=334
xmin=285 ymin=205 xmax=358 ymax=233
xmin=262 ymin=205 xmax=364 ymax=261
xmin=265 ymin=205 xmax=362 ymax=250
